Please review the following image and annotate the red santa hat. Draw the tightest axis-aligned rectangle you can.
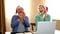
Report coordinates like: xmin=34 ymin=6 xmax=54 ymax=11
xmin=46 ymin=6 xmax=48 ymax=12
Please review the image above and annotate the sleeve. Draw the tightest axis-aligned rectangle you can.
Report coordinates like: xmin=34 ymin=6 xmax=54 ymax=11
xmin=34 ymin=15 xmax=40 ymax=24
xmin=24 ymin=16 xmax=30 ymax=27
xmin=11 ymin=15 xmax=19 ymax=28
xmin=34 ymin=15 xmax=40 ymax=30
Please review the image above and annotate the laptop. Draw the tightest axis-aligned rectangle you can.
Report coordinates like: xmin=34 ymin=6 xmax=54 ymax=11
xmin=36 ymin=21 xmax=56 ymax=34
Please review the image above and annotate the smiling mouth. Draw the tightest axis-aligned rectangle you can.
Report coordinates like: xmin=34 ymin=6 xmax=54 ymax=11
xmin=40 ymin=11 xmax=42 ymax=12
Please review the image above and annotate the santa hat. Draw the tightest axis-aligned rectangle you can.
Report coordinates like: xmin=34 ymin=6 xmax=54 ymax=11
xmin=46 ymin=6 xmax=48 ymax=12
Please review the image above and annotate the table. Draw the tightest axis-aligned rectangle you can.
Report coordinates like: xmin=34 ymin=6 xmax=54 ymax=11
xmin=55 ymin=30 xmax=60 ymax=34
xmin=5 ymin=30 xmax=60 ymax=34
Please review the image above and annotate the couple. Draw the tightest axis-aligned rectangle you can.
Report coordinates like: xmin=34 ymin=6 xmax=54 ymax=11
xmin=11 ymin=5 xmax=51 ymax=32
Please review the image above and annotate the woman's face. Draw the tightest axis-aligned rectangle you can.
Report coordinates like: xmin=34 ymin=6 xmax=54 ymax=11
xmin=18 ymin=13 xmax=25 ymax=19
xmin=39 ymin=5 xmax=45 ymax=14
xmin=19 ymin=13 xmax=23 ymax=17
xmin=17 ymin=7 xmax=24 ymax=13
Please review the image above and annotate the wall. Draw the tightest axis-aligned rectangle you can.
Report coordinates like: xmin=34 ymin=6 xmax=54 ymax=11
xmin=45 ymin=0 xmax=60 ymax=30
xmin=52 ymin=20 xmax=60 ymax=30
xmin=46 ymin=0 xmax=60 ymax=20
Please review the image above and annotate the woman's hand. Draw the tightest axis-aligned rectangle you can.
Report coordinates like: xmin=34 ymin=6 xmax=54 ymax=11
xmin=22 ymin=14 xmax=25 ymax=19
xmin=43 ymin=13 xmax=46 ymax=20
xmin=28 ymin=27 xmax=33 ymax=32
xmin=17 ymin=16 xmax=23 ymax=22
xmin=17 ymin=18 xmax=21 ymax=22
xmin=28 ymin=27 xmax=31 ymax=32
xmin=18 ymin=15 xmax=25 ymax=21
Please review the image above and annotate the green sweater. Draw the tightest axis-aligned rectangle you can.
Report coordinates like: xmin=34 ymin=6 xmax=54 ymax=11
xmin=35 ymin=14 xmax=51 ymax=30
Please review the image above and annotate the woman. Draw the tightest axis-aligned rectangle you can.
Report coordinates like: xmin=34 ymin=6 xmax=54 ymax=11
xmin=35 ymin=5 xmax=51 ymax=30
xmin=11 ymin=6 xmax=30 ymax=33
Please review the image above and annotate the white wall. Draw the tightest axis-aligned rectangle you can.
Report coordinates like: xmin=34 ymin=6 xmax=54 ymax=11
xmin=45 ymin=0 xmax=60 ymax=20
xmin=5 ymin=0 xmax=30 ymax=32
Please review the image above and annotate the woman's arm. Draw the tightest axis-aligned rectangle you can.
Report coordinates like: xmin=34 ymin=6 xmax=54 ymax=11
xmin=24 ymin=16 xmax=30 ymax=27
xmin=11 ymin=15 xmax=19 ymax=28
